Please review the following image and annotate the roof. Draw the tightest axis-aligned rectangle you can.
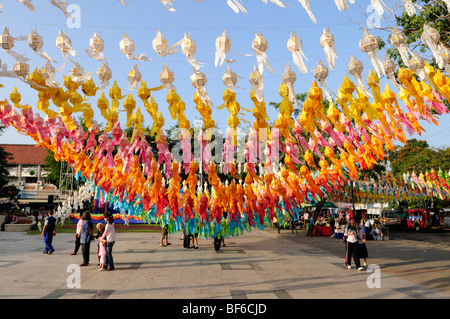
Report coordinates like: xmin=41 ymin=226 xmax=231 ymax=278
xmin=0 ymin=144 xmax=49 ymax=166
xmin=311 ymin=201 xmax=338 ymax=208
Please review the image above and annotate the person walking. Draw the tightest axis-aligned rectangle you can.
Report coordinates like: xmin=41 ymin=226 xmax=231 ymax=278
xmin=79 ymin=211 xmax=94 ymax=267
xmin=41 ymin=210 xmax=56 ymax=254
xmin=102 ymin=213 xmax=116 ymax=271
xmin=71 ymin=212 xmax=84 ymax=255
xmin=344 ymin=217 xmax=363 ymax=271
xmin=214 ymin=235 xmax=222 ymax=253
xmin=328 ymin=212 xmax=335 ymax=237
xmin=161 ymin=224 xmax=171 ymax=247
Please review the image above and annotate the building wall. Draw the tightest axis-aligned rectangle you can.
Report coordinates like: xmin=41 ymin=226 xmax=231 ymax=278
xmin=7 ymin=164 xmax=49 ymax=188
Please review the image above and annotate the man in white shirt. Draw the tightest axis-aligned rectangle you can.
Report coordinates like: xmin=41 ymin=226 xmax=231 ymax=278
xmin=344 ymin=217 xmax=363 ymax=271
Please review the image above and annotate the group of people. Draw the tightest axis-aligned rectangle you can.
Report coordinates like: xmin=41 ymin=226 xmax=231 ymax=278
xmin=39 ymin=209 xmax=116 ymax=272
xmin=160 ymin=225 xmax=226 ymax=253
xmin=71 ymin=211 xmax=116 ymax=271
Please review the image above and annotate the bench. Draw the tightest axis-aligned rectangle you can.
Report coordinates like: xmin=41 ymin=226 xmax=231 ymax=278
xmin=4 ymin=222 xmax=34 ymax=232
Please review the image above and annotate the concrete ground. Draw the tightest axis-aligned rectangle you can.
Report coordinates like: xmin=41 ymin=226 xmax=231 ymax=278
xmin=0 ymin=227 xmax=449 ymax=299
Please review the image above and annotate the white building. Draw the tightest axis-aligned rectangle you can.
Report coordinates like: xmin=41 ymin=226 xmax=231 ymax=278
xmin=1 ymin=144 xmax=61 ymax=209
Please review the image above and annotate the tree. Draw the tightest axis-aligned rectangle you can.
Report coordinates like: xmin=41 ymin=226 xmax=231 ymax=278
xmin=0 ymin=145 xmax=14 ymax=198
xmin=44 ymin=150 xmax=62 ymax=186
xmin=0 ymin=125 xmax=18 ymax=199
xmin=388 ymin=138 xmax=450 ymax=175
xmin=382 ymin=0 xmax=450 ymax=69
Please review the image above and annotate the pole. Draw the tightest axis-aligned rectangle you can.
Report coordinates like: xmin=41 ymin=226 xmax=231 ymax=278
xmin=351 ymin=179 xmax=356 ymax=213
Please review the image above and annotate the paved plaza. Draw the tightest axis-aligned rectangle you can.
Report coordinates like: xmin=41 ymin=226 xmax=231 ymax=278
xmin=0 ymin=227 xmax=449 ymax=299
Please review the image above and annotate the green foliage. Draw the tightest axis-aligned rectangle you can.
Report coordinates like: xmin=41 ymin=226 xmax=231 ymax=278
xmin=389 ymin=138 xmax=450 ymax=175
xmin=383 ymin=0 xmax=450 ymax=69
xmin=44 ymin=150 xmax=62 ymax=186
xmin=0 ymin=145 xmax=15 ymax=198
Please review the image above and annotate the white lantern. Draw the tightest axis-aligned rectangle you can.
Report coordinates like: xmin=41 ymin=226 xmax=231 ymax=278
xmin=181 ymin=33 xmax=203 ymax=69
xmin=383 ymin=57 xmax=396 ymax=75
xmin=408 ymin=51 xmax=427 ymax=81
xmin=314 ymin=60 xmax=334 ymax=102
xmin=28 ymin=30 xmax=43 ymax=51
xmin=56 ymin=30 xmax=76 ymax=56
xmin=84 ymin=32 xmax=105 ymax=61
xmin=28 ymin=29 xmax=55 ymax=62
xmin=359 ymin=28 xmax=385 ymax=77
xmin=383 ymin=55 xmax=400 ymax=91
xmin=90 ymin=33 xmax=104 ymax=53
xmin=14 ymin=61 xmax=29 ymax=78
xmin=252 ymin=32 xmax=268 ymax=53
xmin=127 ymin=64 xmax=142 ymax=90
xmin=320 ymin=28 xmax=338 ymax=70
xmin=252 ymin=32 xmax=274 ymax=75
xmin=314 ymin=61 xmax=328 ymax=82
xmin=69 ymin=64 xmax=89 ymax=84
xmin=249 ymin=66 xmax=264 ymax=102
xmin=190 ymin=70 xmax=207 ymax=89
xmin=439 ymin=43 xmax=450 ymax=75
xmin=348 ymin=56 xmax=363 ymax=76
xmin=222 ymin=66 xmax=237 ymax=90
xmin=421 ymin=24 xmax=444 ymax=68
xmin=281 ymin=63 xmax=298 ymax=106
xmin=287 ymin=30 xmax=308 ymax=74
xmin=359 ymin=29 xmax=379 ymax=53
xmin=1 ymin=27 xmax=14 ymax=51
xmin=348 ymin=56 xmax=371 ymax=98
xmin=41 ymin=61 xmax=58 ymax=87
xmin=97 ymin=61 xmax=112 ymax=83
xmin=152 ymin=30 xmax=182 ymax=57
xmin=409 ymin=51 xmax=425 ymax=71
xmin=153 ymin=30 xmax=168 ymax=55
xmin=191 ymin=69 xmax=213 ymax=108
xmin=299 ymin=0 xmax=316 ymax=23
xmin=1 ymin=27 xmax=29 ymax=62
xmin=160 ymin=63 xmax=175 ymax=91
xmin=120 ymin=33 xmax=149 ymax=61
xmin=390 ymin=26 xmax=410 ymax=67
xmin=215 ymin=30 xmax=232 ymax=67
xmin=96 ymin=61 xmax=112 ymax=91
xmin=182 ymin=34 xmax=196 ymax=56
xmin=120 ymin=33 xmax=135 ymax=56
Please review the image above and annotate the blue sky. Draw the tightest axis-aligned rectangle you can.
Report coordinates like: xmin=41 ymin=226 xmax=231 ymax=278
xmin=0 ymin=0 xmax=449 ymax=148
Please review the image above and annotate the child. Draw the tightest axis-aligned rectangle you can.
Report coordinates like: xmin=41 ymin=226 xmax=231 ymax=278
xmin=41 ymin=210 xmax=56 ymax=254
xmin=95 ymin=223 xmax=105 ymax=269
xmin=97 ymin=237 xmax=107 ymax=271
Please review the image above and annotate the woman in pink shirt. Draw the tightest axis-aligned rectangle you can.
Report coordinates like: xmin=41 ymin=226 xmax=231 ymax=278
xmin=71 ymin=212 xmax=85 ymax=256
xmin=102 ymin=213 xmax=116 ymax=271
